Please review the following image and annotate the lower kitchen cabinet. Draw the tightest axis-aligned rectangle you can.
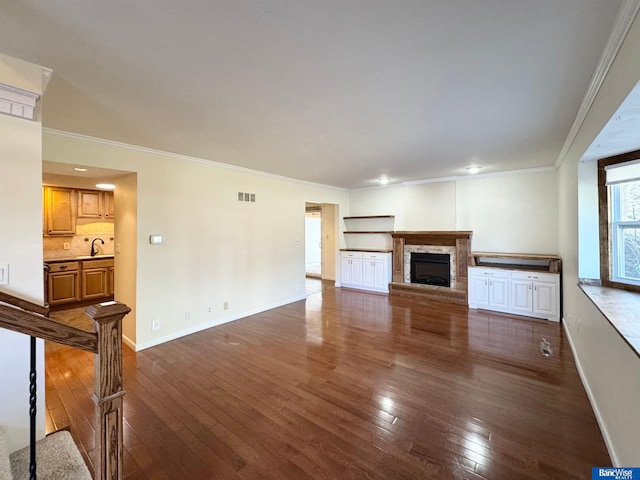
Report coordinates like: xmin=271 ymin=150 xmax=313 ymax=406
xmin=82 ymin=260 xmax=113 ymax=300
xmin=46 ymin=257 xmax=114 ymax=307
xmin=468 ymin=267 xmax=560 ymax=321
xmin=340 ymin=251 xmax=391 ymax=293
xmin=47 ymin=262 xmax=81 ymax=305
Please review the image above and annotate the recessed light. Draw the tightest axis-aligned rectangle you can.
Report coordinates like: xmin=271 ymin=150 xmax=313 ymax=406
xmin=96 ymin=183 xmax=115 ymax=190
xmin=74 ymin=167 xmax=88 ymax=172
xmin=466 ymin=166 xmax=481 ymax=174
xmin=378 ymin=176 xmax=390 ymax=185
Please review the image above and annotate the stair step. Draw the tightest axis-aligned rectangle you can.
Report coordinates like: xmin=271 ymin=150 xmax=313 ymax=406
xmin=9 ymin=430 xmax=91 ymax=480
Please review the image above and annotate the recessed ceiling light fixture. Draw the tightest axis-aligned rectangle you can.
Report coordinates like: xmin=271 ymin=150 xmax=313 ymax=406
xmin=466 ymin=166 xmax=481 ymax=175
xmin=96 ymin=183 xmax=115 ymax=190
xmin=378 ymin=176 xmax=390 ymax=185
xmin=74 ymin=167 xmax=88 ymax=172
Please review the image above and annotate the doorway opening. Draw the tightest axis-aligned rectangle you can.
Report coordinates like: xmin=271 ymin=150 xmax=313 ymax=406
xmin=305 ymin=202 xmax=338 ymax=296
xmin=305 ymin=203 xmax=322 ymax=278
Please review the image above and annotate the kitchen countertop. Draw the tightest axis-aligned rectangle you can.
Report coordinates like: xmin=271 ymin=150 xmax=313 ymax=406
xmin=44 ymin=255 xmax=114 ymax=263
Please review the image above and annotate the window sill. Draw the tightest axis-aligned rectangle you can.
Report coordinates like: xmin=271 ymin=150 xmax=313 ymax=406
xmin=579 ymin=283 xmax=640 ymax=358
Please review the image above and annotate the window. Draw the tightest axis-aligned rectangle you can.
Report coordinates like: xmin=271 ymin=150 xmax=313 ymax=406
xmin=598 ymin=151 xmax=640 ymax=292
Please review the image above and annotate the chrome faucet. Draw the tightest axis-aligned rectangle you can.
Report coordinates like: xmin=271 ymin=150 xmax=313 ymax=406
xmin=90 ymin=238 xmax=105 ymax=257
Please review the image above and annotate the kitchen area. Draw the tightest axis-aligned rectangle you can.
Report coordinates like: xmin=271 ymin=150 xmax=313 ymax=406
xmin=43 ymin=183 xmax=116 ymax=310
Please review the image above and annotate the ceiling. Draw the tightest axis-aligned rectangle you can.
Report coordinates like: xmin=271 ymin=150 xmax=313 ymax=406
xmin=0 ymin=1 xmax=627 ymax=188
xmin=581 ymin=79 xmax=640 ymax=162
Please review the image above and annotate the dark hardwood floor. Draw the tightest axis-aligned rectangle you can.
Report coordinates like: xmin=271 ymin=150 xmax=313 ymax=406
xmin=45 ymin=280 xmax=610 ymax=479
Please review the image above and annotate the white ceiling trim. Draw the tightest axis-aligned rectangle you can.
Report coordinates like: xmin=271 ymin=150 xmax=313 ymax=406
xmin=351 ymin=166 xmax=557 ymax=191
xmin=555 ymin=0 xmax=640 ymax=169
xmin=43 ymin=128 xmax=348 ymax=192
xmin=0 ymin=82 xmax=39 ymax=120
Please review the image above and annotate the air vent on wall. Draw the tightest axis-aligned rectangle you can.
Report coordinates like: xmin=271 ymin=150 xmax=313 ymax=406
xmin=237 ymin=192 xmax=256 ymax=202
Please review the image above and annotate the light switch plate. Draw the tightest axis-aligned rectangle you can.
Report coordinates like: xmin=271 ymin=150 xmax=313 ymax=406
xmin=0 ymin=264 xmax=8 ymax=285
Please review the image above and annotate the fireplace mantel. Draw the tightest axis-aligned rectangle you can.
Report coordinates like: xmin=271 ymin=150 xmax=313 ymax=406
xmin=390 ymin=231 xmax=472 ymax=304
xmin=391 ymin=231 xmax=473 ymax=242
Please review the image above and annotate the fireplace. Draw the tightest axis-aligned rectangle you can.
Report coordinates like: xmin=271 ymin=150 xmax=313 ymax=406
xmin=410 ymin=252 xmax=451 ymax=287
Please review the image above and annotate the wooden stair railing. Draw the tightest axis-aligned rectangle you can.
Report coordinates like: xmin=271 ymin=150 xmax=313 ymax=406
xmin=0 ymin=292 xmax=130 ymax=480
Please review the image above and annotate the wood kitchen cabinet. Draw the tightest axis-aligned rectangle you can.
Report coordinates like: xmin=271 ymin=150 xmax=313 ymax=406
xmin=108 ymin=265 xmax=115 ymax=296
xmin=104 ymin=191 xmax=115 ymax=218
xmin=47 ymin=261 xmax=81 ymax=305
xmin=77 ymin=190 xmax=115 ymax=219
xmin=81 ymin=258 xmax=113 ymax=300
xmin=43 ymin=186 xmax=76 ymax=235
xmin=46 ymin=258 xmax=114 ymax=307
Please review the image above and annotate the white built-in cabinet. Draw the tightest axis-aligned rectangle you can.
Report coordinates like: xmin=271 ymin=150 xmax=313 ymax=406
xmin=340 ymin=251 xmax=392 ymax=293
xmin=468 ymin=267 xmax=560 ymax=322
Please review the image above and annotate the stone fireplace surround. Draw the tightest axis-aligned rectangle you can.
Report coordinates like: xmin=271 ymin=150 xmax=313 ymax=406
xmin=390 ymin=231 xmax=472 ymax=304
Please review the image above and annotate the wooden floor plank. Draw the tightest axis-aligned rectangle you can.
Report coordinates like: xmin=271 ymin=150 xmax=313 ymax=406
xmin=45 ymin=280 xmax=610 ymax=479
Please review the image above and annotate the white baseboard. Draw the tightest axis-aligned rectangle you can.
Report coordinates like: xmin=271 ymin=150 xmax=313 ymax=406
xmin=122 ymin=334 xmax=136 ymax=351
xmin=129 ymin=294 xmax=307 ymax=352
xmin=562 ymin=319 xmax=620 ymax=466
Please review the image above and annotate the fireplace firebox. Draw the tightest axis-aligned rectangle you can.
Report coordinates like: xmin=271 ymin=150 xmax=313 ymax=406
xmin=410 ymin=252 xmax=451 ymax=287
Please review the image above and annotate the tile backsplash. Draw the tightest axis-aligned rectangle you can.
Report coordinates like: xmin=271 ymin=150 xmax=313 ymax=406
xmin=43 ymin=222 xmax=115 ymax=259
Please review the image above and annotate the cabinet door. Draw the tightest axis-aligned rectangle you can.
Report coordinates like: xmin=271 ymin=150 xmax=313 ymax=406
xmin=108 ymin=266 xmax=115 ymax=296
xmin=104 ymin=191 xmax=115 ymax=218
xmin=77 ymin=190 xmax=102 ymax=218
xmin=489 ymin=277 xmax=509 ymax=309
xmin=350 ymin=258 xmax=363 ymax=286
xmin=48 ymin=271 xmax=80 ymax=305
xmin=533 ymin=282 xmax=556 ymax=317
xmin=372 ymin=258 xmax=389 ymax=291
xmin=362 ymin=259 xmax=387 ymax=290
xmin=341 ymin=256 xmax=354 ymax=285
xmin=468 ymin=276 xmax=489 ymax=307
xmin=44 ymin=187 xmax=75 ymax=235
xmin=510 ymin=279 xmax=533 ymax=314
xmin=82 ymin=267 xmax=109 ymax=300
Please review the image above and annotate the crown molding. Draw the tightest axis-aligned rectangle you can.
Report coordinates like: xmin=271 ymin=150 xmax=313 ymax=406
xmin=0 ymin=82 xmax=40 ymax=120
xmin=42 ymin=128 xmax=348 ymax=192
xmin=555 ymin=0 xmax=640 ymax=168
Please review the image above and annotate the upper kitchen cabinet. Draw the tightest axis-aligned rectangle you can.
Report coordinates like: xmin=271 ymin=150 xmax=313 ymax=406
xmin=77 ymin=190 xmax=115 ymax=219
xmin=104 ymin=191 xmax=115 ymax=218
xmin=43 ymin=186 xmax=76 ymax=235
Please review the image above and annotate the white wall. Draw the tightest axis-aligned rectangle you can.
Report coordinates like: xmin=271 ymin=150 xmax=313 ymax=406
xmin=457 ymin=170 xmax=558 ymax=253
xmin=558 ymin=12 xmax=640 ymax=466
xmin=349 ymin=170 xmax=559 ymax=255
xmin=321 ymin=203 xmax=338 ymax=281
xmin=43 ymin=131 xmax=350 ymax=350
xmin=114 ymin=173 xmax=138 ymax=344
xmin=578 ymin=160 xmax=600 ymax=279
xmin=0 ymin=53 xmax=46 ymax=452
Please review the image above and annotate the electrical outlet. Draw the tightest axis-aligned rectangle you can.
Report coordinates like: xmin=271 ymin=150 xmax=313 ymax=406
xmin=63 ymin=242 xmax=70 ymax=250
xmin=223 ymin=301 xmax=229 ymax=310
xmin=207 ymin=306 xmax=212 ymax=313
xmin=185 ymin=312 xmax=191 ymax=321
xmin=152 ymin=319 xmax=160 ymax=331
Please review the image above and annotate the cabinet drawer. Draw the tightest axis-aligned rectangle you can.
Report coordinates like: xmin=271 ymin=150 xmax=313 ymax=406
xmin=468 ymin=267 xmax=508 ymax=279
xmin=47 ymin=262 xmax=80 ymax=273
xmin=510 ymin=271 xmax=557 ymax=283
xmin=82 ymin=258 xmax=114 ymax=269
xmin=363 ymin=252 xmax=389 ymax=260
xmin=341 ymin=251 xmax=363 ymax=259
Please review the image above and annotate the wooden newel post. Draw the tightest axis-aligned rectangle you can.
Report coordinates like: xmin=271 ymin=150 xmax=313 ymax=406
xmin=85 ymin=302 xmax=131 ymax=480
